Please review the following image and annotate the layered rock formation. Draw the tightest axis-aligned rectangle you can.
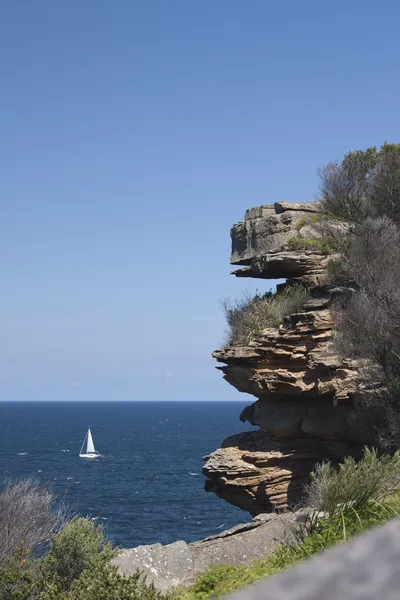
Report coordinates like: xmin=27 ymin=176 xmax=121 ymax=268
xmin=204 ymin=201 xmax=368 ymax=514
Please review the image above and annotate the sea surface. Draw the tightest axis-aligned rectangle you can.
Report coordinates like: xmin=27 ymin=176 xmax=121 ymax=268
xmin=0 ymin=401 xmax=255 ymax=547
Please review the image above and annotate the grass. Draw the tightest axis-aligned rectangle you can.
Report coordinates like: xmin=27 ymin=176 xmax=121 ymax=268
xmin=295 ymin=214 xmax=327 ymax=231
xmin=286 ymin=235 xmax=333 ymax=254
xmin=172 ymin=449 xmax=400 ymax=600
xmin=221 ymin=284 xmax=309 ymax=346
xmin=172 ymin=501 xmax=400 ymax=600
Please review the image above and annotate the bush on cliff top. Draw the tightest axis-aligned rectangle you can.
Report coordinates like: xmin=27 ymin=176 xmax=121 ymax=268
xmin=319 ymin=143 xmax=400 ymax=451
xmin=221 ymin=284 xmax=309 ymax=346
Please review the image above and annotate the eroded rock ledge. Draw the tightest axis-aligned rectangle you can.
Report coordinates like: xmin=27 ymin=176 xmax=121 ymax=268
xmin=203 ymin=201 xmax=368 ymax=514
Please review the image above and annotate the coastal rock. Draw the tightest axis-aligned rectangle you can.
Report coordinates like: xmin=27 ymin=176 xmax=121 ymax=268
xmin=232 ymin=250 xmax=337 ymax=282
xmin=205 ymin=201 xmax=368 ymax=515
xmin=212 ymin=303 xmax=361 ymax=406
xmin=203 ymin=432 xmax=359 ymax=514
xmin=114 ymin=511 xmax=309 ymax=590
xmin=230 ymin=206 xmax=322 ymax=267
xmin=113 ymin=541 xmax=192 ymax=590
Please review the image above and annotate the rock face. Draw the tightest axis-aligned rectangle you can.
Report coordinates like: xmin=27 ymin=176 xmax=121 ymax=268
xmin=204 ymin=201 xmax=368 ymax=514
xmin=114 ymin=511 xmax=308 ymax=590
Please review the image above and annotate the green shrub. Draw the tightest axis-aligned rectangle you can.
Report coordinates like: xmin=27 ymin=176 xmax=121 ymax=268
xmin=0 ymin=518 xmax=166 ymax=600
xmin=221 ymin=285 xmax=309 ymax=346
xmin=69 ymin=563 xmax=163 ymax=600
xmin=44 ymin=518 xmax=115 ymax=591
xmin=326 ymin=258 xmax=346 ymax=283
xmin=304 ymin=448 xmax=400 ymax=516
xmin=286 ymin=235 xmax=333 ymax=254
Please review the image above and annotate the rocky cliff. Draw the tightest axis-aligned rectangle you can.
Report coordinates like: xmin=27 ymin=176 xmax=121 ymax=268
xmin=203 ymin=201 xmax=368 ymax=514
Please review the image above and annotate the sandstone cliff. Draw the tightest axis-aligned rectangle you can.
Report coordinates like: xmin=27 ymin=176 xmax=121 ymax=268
xmin=203 ymin=201 xmax=368 ymax=514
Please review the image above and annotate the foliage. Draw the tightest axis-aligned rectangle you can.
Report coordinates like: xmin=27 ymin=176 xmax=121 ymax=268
xmin=286 ymin=235 xmax=333 ymax=254
xmin=295 ymin=213 xmax=329 ymax=230
xmin=0 ymin=479 xmax=65 ymax=567
xmin=319 ymin=143 xmax=400 ymax=226
xmin=221 ymin=285 xmax=309 ymax=346
xmin=69 ymin=563 xmax=164 ymax=600
xmin=326 ymin=258 xmax=346 ymax=284
xmin=43 ymin=517 xmax=115 ymax=590
xmin=304 ymin=448 xmax=400 ymax=515
xmin=320 ymin=143 xmax=400 ymax=449
xmin=0 ymin=515 xmax=164 ymax=600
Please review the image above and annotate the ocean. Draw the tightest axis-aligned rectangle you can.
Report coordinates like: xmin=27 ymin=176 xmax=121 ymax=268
xmin=0 ymin=401 xmax=254 ymax=548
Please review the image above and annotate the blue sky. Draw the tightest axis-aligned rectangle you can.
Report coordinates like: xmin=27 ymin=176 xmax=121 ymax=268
xmin=1 ymin=1 xmax=400 ymax=401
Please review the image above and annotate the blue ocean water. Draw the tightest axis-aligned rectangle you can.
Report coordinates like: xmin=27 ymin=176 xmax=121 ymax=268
xmin=0 ymin=401 xmax=254 ymax=548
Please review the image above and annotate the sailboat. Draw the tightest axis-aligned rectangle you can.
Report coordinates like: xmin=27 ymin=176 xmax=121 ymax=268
xmin=79 ymin=426 xmax=101 ymax=459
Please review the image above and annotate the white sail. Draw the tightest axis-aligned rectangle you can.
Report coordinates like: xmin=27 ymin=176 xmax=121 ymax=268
xmin=86 ymin=427 xmax=96 ymax=454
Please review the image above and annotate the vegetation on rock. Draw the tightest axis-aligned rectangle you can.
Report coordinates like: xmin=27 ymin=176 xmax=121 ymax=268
xmin=286 ymin=235 xmax=333 ymax=254
xmin=320 ymin=143 xmax=400 ymax=450
xmin=221 ymin=284 xmax=309 ymax=346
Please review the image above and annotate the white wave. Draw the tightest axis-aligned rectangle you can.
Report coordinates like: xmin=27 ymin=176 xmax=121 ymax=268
xmin=61 ymin=449 xmax=70 ymax=453
xmin=217 ymin=524 xmax=226 ymax=529
xmin=66 ymin=477 xmax=73 ymax=480
xmin=17 ymin=452 xmax=27 ymax=456
xmin=189 ymin=472 xmax=200 ymax=476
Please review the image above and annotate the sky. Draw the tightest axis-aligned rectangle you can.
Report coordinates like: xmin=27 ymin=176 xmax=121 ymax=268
xmin=1 ymin=0 xmax=400 ymax=401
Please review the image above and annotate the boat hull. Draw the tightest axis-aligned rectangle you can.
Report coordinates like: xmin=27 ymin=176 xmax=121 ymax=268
xmin=79 ymin=453 xmax=100 ymax=459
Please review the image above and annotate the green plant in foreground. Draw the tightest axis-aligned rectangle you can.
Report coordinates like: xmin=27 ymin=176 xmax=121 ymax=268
xmin=69 ymin=563 xmax=163 ymax=600
xmin=174 ymin=500 xmax=400 ymax=600
xmin=0 ymin=517 xmax=164 ymax=600
xmin=305 ymin=448 xmax=400 ymax=516
xmin=44 ymin=517 xmax=116 ymax=590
